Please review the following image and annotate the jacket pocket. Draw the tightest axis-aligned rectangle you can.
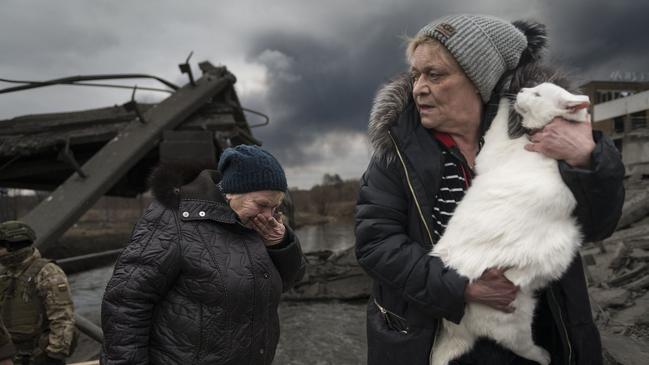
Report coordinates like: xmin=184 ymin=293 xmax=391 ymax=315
xmin=366 ymin=300 xmax=435 ymax=365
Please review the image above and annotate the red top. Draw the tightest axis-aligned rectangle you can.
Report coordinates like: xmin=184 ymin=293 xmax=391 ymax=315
xmin=433 ymin=132 xmax=473 ymax=188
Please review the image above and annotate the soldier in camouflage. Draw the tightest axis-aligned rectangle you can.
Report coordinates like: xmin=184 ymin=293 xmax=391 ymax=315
xmin=0 ymin=221 xmax=76 ymax=365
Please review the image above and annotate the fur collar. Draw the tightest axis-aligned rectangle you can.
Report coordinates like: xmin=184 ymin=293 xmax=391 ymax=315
xmin=148 ymin=162 xmax=220 ymax=209
xmin=368 ymin=73 xmax=412 ymax=162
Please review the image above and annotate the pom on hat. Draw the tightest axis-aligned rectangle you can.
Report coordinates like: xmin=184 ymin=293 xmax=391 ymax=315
xmin=512 ymin=20 xmax=548 ymax=66
xmin=217 ymin=145 xmax=287 ymax=194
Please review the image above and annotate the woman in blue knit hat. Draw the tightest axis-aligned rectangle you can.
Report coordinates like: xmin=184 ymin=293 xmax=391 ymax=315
xmin=100 ymin=144 xmax=305 ymax=365
xmin=355 ymin=14 xmax=624 ymax=365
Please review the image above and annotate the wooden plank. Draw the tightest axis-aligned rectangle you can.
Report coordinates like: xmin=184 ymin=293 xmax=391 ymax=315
xmin=608 ymin=263 xmax=649 ymax=287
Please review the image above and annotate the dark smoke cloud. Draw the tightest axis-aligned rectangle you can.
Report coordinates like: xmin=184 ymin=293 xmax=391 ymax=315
xmin=243 ymin=0 xmax=648 ymax=175
xmin=540 ymin=0 xmax=649 ymax=80
xmin=1 ymin=0 xmax=647 ymax=187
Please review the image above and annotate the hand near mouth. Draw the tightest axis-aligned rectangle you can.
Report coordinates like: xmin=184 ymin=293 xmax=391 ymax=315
xmin=251 ymin=214 xmax=286 ymax=247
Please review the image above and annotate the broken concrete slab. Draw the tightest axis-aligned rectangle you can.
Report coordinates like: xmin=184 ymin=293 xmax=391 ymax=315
xmin=284 ymin=247 xmax=372 ymax=300
xmin=625 ymin=275 xmax=649 ymax=291
xmin=617 ymin=189 xmax=649 ymax=230
xmin=605 ymin=225 xmax=649 ymax=244
xmin=612 ymin=292 xmax=649 ymax=325
xmin=601 ymin=331 xmax=649 ymax=365
xmin=610 ymin=242 xmax=633 ymax=269
xmin=630 ymin=248 xmax=649 ymax=261
xmin=591 ymin=287 xmax=632 ymax=308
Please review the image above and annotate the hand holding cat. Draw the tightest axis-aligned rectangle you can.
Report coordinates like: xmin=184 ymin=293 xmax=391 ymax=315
xmin=525 ymin=116 xmax=596 ymax=169
xmin=465 ymin=268 xmax=519 ymax=313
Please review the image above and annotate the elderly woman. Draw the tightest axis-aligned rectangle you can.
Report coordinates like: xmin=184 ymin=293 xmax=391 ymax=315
xmin=101 ymin=145 xmax=305 ymax=365
xmin=355 ymin=14 xmax=624 ymax=365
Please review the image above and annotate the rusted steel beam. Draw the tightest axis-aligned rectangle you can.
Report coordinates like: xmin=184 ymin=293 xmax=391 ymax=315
xmin=21 ymin=63 xmax=236 ymax=249
xmin=74 ymin=312 xmax=104 ymax=344
xmin=57 ymin=248 xmax=123 ymax=274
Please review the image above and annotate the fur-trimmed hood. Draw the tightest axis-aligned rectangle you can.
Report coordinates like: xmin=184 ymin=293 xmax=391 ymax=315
xmin=368 ymin=74 xmax=413 ymax=162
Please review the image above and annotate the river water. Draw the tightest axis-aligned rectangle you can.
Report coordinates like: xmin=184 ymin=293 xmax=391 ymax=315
xmin=67 ymin=222 xmax=368 ymax=364
xmin=295 ymin=221 xmax=356 ymax=253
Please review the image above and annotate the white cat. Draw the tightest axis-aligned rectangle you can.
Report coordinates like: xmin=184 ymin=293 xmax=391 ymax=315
xmin=428 ymin=83 xmax=591 ymax=365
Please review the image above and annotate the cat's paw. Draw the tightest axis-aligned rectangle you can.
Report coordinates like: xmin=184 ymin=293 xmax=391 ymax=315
xmin=537 ymin=348 xmax=551 ymax=365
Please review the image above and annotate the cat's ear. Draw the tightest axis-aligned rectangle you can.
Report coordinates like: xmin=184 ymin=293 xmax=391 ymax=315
xmin=562 ymin=95 xmax=590 ymax=112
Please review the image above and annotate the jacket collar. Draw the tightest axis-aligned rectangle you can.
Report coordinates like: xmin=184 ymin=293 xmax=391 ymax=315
xmin=178 ymin=170 xmax=239 ymax=225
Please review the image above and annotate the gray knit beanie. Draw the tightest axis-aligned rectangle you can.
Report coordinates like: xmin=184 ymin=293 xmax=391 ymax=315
xmin=416 ymin=14 xmax=545 ymax=102
xmin=218 ymin=145 xmax=287 ymax=194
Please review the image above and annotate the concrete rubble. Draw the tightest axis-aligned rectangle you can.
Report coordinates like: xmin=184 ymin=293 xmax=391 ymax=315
xmin=284 ymin=248 xmax=371 ymax=300
xmin=578 ymin=179 xmax=649 ymax=365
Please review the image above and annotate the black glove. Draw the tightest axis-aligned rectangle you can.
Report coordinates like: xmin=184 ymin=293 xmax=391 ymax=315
xmin=45 ymin=356 xmax=65 ymax=365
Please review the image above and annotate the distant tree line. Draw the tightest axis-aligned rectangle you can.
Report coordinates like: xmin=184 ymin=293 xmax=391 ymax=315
xmin=1 ymin=174 xmax=360 ymax=228
xmin=290 ymin=174 xmax=360 ymax=220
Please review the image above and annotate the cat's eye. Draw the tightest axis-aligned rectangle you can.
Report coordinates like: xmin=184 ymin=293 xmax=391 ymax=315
xmin=534 ymin=92 xmax=541 ymax=97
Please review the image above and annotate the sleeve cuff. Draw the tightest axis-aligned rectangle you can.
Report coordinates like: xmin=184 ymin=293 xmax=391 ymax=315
xmin=266 ymin=226 xmax=294 ymax=250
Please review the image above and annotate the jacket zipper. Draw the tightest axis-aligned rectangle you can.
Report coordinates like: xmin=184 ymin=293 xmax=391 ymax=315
xmin=388 ymin=132 xmax=434 ymax=246
xmin=549 ymin=288 xmax=573 ymax=364
xmin=388 ymin=131 xmax=439 ymax=352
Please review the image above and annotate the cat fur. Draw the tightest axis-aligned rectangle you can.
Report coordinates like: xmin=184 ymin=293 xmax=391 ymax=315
xmin=429 ymin=83 xmax=590 ymax=365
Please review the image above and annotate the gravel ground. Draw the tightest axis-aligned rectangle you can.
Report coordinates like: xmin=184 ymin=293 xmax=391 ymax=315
xmin=275 ymin=300 xmax=367 ymax=365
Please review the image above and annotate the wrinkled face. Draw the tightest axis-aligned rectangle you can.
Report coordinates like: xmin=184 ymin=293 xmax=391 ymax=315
xmin=226 ymin=190 xmax=284 ymax=225
xmin=515 ymin=82 xmax=590 ymax=129
xmin=410 ymin=42 xmax=483 ymax=135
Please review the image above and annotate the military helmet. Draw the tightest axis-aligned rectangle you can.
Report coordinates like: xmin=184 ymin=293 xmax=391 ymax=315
xmin=0 ymin=220 xmax=36 ymax=246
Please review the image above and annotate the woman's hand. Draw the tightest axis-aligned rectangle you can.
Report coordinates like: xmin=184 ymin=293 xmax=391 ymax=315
xmin=525 ymin=116 xmax=596 ymax=169
xmin=251 ymin=213 xmax=286 ymax=247
xmin=465 ymin=268 xmax=519 ymax=313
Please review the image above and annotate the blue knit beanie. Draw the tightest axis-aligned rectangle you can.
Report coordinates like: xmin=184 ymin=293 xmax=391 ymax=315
xmin=217 ymin=145 xmax=287 ymax=193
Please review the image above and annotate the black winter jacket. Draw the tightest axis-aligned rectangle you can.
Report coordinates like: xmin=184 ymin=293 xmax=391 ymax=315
xmin=355 ymin=75 xmax=625 ymax=365
xmin=100 ymin=168 xmax=305 ymax=365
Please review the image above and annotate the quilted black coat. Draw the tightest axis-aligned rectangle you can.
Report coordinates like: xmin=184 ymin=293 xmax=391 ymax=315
xmin=100 ymin=168 xmax=305 ymax=365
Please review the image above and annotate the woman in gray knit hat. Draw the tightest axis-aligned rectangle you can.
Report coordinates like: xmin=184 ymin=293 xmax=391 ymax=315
xmin=355 ymin=14 xmax=624 ymax=365
xmin=101 ymin=144 xmax=305 ymax=365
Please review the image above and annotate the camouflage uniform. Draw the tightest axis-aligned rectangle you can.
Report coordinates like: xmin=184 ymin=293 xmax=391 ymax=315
xmin=0 ymin=221 xmax=76 ymax=365
xmin=0 ymin=316 xmax=16 ymax=362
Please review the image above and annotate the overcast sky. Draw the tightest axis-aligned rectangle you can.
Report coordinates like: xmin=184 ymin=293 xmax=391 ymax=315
xmin=1 ymin=0 xmax=647 ymax=188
